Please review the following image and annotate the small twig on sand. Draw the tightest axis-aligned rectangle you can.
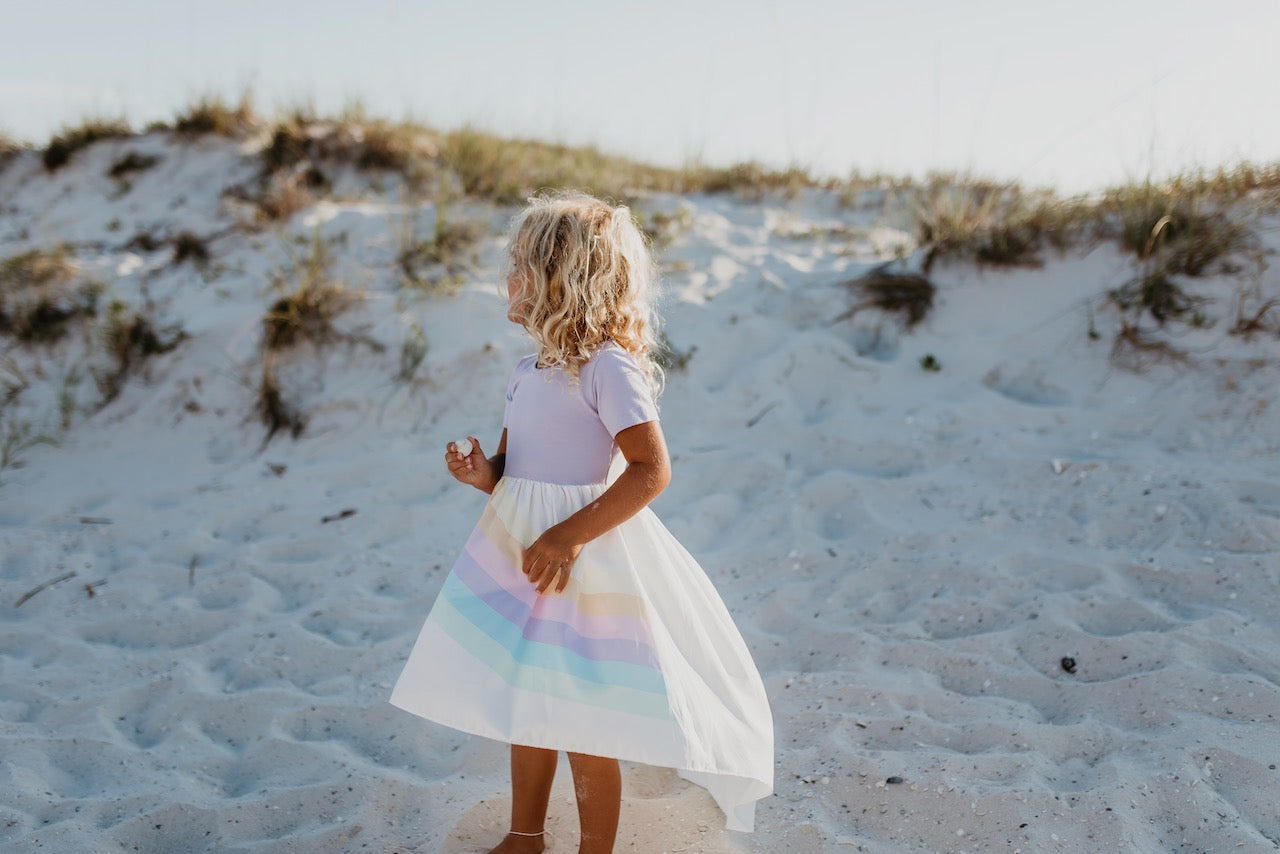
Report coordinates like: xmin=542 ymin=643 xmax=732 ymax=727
xmin=745 ymin=402 xmax=780 ymax=429
xmin=189 ymin=555 xmax=197 ymax=587
xmin=1233 ymin=298 xmax=1279 ymax=337
xmin=15 ymin=571 xmax=77 ymax=607
xmin=321 ymin=508 xmax=357 ymax=524
xmin=79 ymin=517 xmax=112 ymax=525
xmin=84 ymin=579 xmax=107 ymax=598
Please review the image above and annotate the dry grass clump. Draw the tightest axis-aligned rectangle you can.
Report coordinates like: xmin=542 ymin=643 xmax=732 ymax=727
xmin=1162 ymin=162 xmax=1280 ymax=206
xmin=654 ymin=332 xmax=696 ymax=372
xmin=692 ymin=161 xmax=815 ymax=199
xmin=635 ymin=207 xmax=692 ymax=249
xmin=126 ymin=231 xmax=163 ymax=253
xmin=837 ymin=170 xmax=922 ymax=207
xmin=1101 ymin=177 xmax=1267 ymax=332
xmin=836 ymin=264 xmax=937 ymax=329
xmin=1092 ymin=171 xmax=1276 ymax=368
xmin=171 ymin=231 xmax=211 ymax=266
xmin=107 ymin=151 xmax=160 ymax=179
xmin=905 ymin=176 xmax=1093 ymax=272
xmin=1107 ymin=268 xmax=1201 ymax=324
xmin=43 ymin=117 xmax=132 ymax=171
xmin=1109 ymin=319 xmax=1192 ymax=371
xmin=397 ymin=322 xmax=429 ymax=382
xmin=255 ymin=168 xmax=327 ymax=222
xmin=257 ymin=357 xmax=306 ymax=441
xmin=442 ymin=129 xmax=837 ymax=203
xmin=0 ymin=420 xmax=57 ymax=479
xmin=1231 ymin=298 xmax=1279 ymax=338
xmin=93 ymin=300 xmax=186 ymax=403
xmin=255 ymin=233 xmax=353 ymax=441
xmin=261 ymin=116 xmax=436 ymax=175
xmin=171 ymin=94 xmax=257 ymax=137
xmin=0 ymin=248 xmax=98 ymax=342
xmin=1100 ymin=181 xmax=1260 ymax=278
xmin=397 ymin=221 xmax=479 ymax=290
xmin=355 ymin=120 xmax=435 ymax=172
xmin=1 ymin=352 xmax=24 ymax=404
xmin=396 ymin=194 xmax=481 ymax=293
xmin=442 ymin=126 xmax=690 ymax=204
xmin=253 ymin=116 xmax=437 ymax=220
xmin=260 ymin=120 xmax=312 ymax=175
xmin=262 ymin=233 xmax=351 ymax=350
xmin=0 ymin=133 xmax=23 ymax=172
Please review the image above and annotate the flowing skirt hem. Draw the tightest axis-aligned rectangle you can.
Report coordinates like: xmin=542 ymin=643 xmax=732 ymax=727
xmin=390 ymin=475 xmax=774 ymax=832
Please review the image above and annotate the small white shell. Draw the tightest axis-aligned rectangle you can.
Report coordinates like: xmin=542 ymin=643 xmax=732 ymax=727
xmin=454 ymin=438 xmax=473 ymax=457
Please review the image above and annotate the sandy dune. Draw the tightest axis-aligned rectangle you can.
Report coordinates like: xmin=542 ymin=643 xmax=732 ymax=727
xmin=1 ymin=138 xmax=1278 ymax=852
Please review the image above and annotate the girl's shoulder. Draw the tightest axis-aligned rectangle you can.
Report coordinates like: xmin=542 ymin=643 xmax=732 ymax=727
xmin=581 ymin=341 xmax=645 ymax=382
xmin=587 ymin=340 xmax=637 ymax=367
xmin=583 ymin=342 xmax=657 ymax=402
xmin=505 ymin=353 xmax=540 ymax=397
xmin=584 ymin=341 xmax=659 ymax=429
xmin=513 ymin=343 xmax=645 ymax=387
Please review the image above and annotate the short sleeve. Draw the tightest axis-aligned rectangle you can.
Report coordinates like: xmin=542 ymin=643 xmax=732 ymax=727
xmin=503 ymin=355 xmax=535 ymax=428
xmin=589 ymin=345 xmax=659 ymax=437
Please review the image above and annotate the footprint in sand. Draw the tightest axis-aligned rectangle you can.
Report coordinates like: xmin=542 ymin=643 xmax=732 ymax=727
xmin=847 ymin=319 xmax=899 ymax=362
xmin=982 ymin=364 xmax=1071 ymax=407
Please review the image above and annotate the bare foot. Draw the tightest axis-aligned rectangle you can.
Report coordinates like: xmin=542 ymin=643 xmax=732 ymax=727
xmin=485 ymin=832 xmax=546 ymax=854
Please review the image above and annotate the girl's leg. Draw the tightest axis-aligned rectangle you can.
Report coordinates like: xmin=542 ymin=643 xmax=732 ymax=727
xmin=488 ymin=744 xmax=557 ymax=854
xmin=567 ymin=752 xmax=621 ymax=854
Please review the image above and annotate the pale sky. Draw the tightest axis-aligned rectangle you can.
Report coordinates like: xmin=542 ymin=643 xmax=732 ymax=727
xmin=4 ymin=0 xmax=1279 ymax=193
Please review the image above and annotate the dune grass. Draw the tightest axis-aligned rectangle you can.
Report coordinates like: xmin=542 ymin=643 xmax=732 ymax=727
xmin=262 ymin=233 xmax=350 ymax=351
xmin=0 ymin=248 xmax=98 ymax=343
xmin=93 ymin=300 xmax=186 ymax=404
xmin=654 ymin=332 xmax=696 ymax=373
xmin=171 ymin=232 xmax=211 ymax=266
xmin=1100 ymin=180 xmax=1260 ymax=276
xmin=43 ymin=117 xmax=132 ymax=171
xmin=251 ymin=114 xmax=438 ymax=220
xmin=395 ymin=209 xmax=479 ymax=294
xmin=439 ymin=127 xmax=826 ymax=204
xmin=257 ymin=356 xmax=305 ymax=442
xmin=40 ymin=99 xmax=835 ymax=214
xmin=898 ymin=175 xmax=1095 ymax=272
xmin=26 ymin=99 xmax=1280 ymax=349
xmin=0 ymin=132 xmax=22 ymax=171
xmin=255 ymin=233 xmax=352 ymax=441
xmin=169 ymin=93 xmax=257 ymax=137
xmin=107 ymin=151 xmax=160 ymax=179
xmin=836 ymin=266 xmax=937 ymax=328
xmin=694 ymin=161 xmax=817 ymax=199
xmin=1232 ymin=298 xmax=1279 ymax=337
xmin=260 ymin=115 xmax=435 ymax=175
xmin=440 ymin=126 xmax=685 ymax=204
xmin=1097 ymin=174 xmax=1269 ymax=334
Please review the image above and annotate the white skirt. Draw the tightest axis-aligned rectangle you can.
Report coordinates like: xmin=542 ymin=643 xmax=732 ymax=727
xmin=390 ymin=476 xmax=774 ymax=832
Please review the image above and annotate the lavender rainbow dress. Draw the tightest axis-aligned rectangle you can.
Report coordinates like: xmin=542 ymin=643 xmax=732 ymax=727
xmin=390 ymin=343 xmax=773 ymax=832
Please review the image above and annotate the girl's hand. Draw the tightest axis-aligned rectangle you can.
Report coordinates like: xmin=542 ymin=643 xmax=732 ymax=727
xmin=445 ymin=436 xmax=496 ymax=492
xmin=522 ymin=526 xmax=582 ymax=594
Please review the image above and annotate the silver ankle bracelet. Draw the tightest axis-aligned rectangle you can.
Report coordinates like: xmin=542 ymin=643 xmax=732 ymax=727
xmin=509 ymin=829 xmax=544 ymax=837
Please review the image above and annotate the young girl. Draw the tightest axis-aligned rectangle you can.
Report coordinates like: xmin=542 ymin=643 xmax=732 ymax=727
xmin=390 ymin=192 xmax=773 ymax=853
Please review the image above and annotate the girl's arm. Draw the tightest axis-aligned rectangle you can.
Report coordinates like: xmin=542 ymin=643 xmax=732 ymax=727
xmin=446 ymin=429 xmax=507 ymax=494
xmin=523 ymin=420 xmax=671 ymax=593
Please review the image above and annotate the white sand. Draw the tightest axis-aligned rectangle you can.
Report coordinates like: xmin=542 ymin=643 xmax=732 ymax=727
xmin=1 ymin=137 xmax=1279 ymax=853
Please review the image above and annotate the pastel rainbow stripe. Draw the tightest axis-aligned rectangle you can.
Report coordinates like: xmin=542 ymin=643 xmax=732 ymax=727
xmin=428 ymin=502 xmax=673 ymax=720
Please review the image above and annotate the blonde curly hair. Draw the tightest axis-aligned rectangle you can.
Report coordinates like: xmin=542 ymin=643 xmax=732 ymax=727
xmin=505 ymin=191 xmax=662 ymax=393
